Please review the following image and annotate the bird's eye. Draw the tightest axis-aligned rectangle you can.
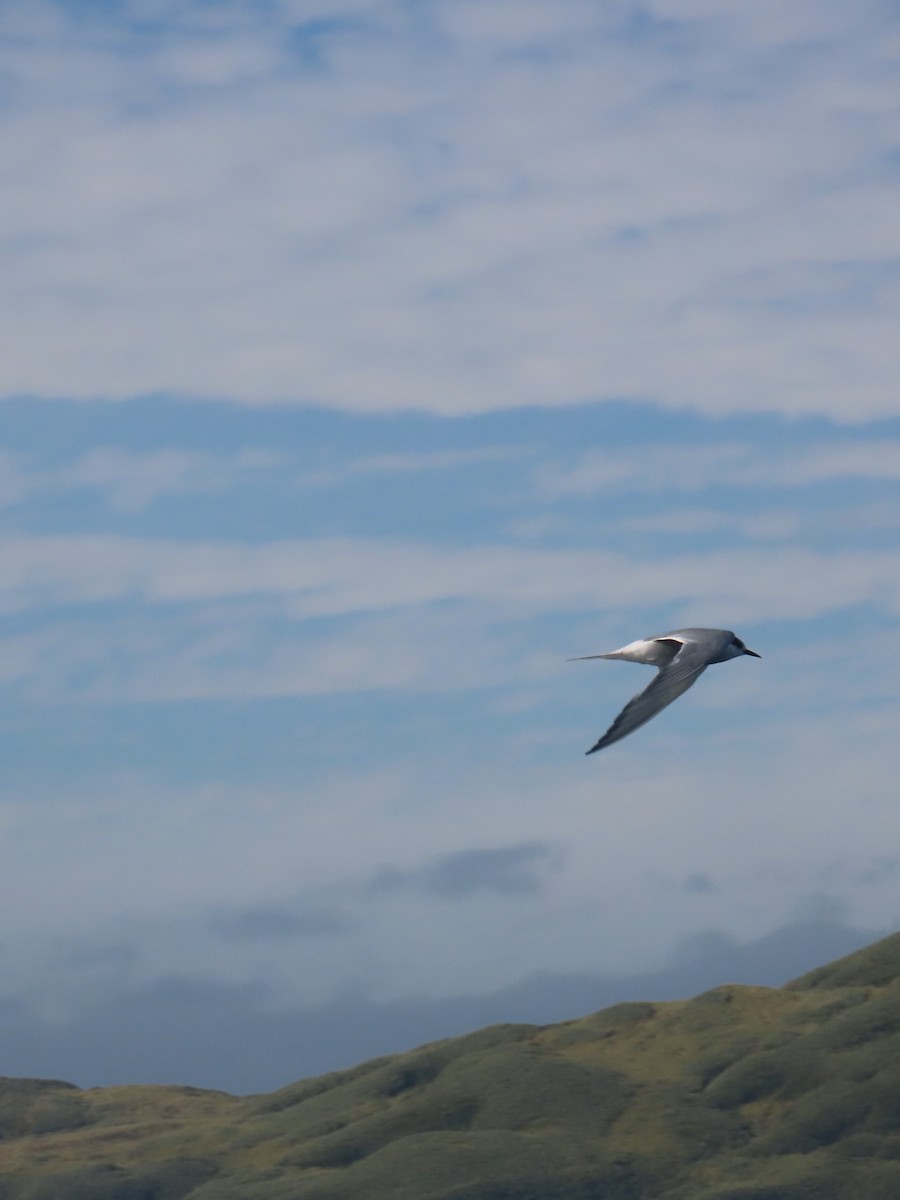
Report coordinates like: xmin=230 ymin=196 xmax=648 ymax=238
xmin=733 ymin=638 xmax=744 ymax=649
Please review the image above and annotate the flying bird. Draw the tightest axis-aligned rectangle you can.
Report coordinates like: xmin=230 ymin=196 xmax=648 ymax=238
xmin=571 ymin=627 xmax=760 ymax=754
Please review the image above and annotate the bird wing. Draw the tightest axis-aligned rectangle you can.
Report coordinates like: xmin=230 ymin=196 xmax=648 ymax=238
xmin=586 ymin=640 xmax=710 ymax=754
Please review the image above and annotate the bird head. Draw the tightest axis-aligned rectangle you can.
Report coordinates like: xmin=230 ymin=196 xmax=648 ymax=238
xmin=728 ymin=635 xmax=760 ymax=659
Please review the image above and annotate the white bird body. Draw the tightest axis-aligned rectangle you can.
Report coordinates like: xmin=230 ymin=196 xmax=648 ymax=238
xmin=572 ymin=627 xmax=760 ymax=754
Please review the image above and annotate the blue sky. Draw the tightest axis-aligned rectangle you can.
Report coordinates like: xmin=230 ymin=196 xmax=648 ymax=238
xmin=2 ymin=0 xmax=900 ymax=1092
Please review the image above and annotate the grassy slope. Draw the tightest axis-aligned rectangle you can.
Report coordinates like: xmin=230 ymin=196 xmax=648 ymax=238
xmin=4 ymin=934 xmax=900 ymax=1198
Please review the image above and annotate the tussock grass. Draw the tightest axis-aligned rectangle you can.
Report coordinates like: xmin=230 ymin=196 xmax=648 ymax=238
xmin=6 ymin=933 xmax=900 ymax=1197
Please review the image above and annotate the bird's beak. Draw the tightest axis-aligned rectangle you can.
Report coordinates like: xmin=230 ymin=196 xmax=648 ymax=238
xmin=744 ymin=648 xmax=761 ymax=658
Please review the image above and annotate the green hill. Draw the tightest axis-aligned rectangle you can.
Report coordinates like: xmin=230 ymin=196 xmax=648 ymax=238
xmin=5 ymin=933 xmax=900 ymax=1199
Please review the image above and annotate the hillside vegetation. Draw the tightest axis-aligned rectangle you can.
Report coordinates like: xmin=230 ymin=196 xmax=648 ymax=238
xmin=4 ymin=933 xmax=900 ymax=1198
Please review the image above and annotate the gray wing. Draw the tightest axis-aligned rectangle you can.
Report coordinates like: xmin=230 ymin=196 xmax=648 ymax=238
xmin=586 ymin=641 xmax=710 ymax=754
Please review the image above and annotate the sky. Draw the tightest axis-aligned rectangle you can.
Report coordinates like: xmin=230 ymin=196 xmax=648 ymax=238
xmin=2 ymin=0 xmax=900 ymax=1094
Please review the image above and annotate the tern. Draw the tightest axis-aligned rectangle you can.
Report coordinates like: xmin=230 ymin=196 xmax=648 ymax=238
xmin=572 ymin=627 xmax=760 ymax=754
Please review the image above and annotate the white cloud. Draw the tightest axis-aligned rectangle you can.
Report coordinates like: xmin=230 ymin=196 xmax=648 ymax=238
xmin=2 ymin=532 xmax=900 ymax=620
xmin=435 ymin=0 xmax=608 ymax=47
xmin=0 ymin=447 xmax=282 ymax=513
xmin=0 ymin=605 xmax=534 ymax=703
xmin=609 ymin=508 xmax=805 ymax=539
xmin=541 ymin=439 xmax=900 ymax=495
xmin=0 ymin=1 xmax=898 ymax=416
xmin=2 ymin=531 xmax=900 ymax=702
xmin=64 ymin=446 xmax=281 ymax=512
xmin=297 ymin=445 xmax=525 ymax=487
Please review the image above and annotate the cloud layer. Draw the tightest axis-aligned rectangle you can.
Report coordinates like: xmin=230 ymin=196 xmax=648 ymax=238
xmin=2 ymin=0 xmax=900 ymax=415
